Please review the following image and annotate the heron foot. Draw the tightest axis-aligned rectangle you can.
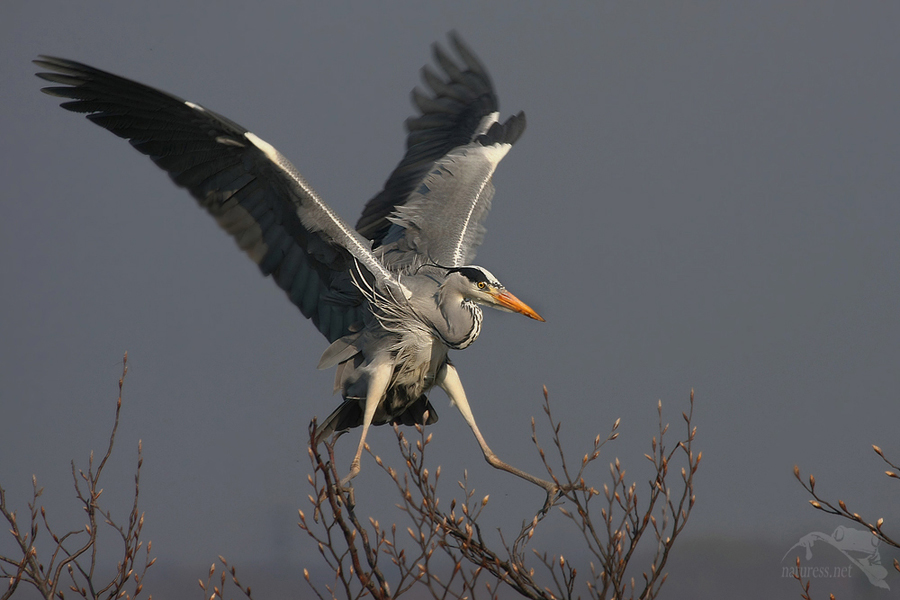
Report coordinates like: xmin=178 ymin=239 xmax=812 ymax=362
xmin=539 ymin=482 xmax=584 ymax=513
xmin=340 ymin=457 xmax=361 ymax=487
xmin=342 ymin=482 xmax=357 ymax=508
xmin=319 ymin=458 xmax=361 ymax=508
xmin=339 ymin=459 xmax=362 ymax=503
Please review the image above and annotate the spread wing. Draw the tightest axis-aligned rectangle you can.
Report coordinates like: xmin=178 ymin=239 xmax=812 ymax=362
xmin=355 ymin=33 xmax=525 ymax=268
xmin=35 ymin=56 xmax=400 ymax=342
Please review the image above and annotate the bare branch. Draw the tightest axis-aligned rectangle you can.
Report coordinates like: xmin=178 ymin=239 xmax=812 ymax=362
xmin=0 ymin=353 xmax=154 ymax=600
xmin=794 ymin=445 xmax=900 ymax=550
xmin=299 ymin=388 xmax=698 ymax=600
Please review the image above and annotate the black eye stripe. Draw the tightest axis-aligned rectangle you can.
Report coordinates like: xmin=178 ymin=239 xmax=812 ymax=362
xmin=453 ymin=267 xmax=490 ymax=284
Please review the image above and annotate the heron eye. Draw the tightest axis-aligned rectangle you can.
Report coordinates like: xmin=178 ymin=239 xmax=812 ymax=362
xmin=477 ymin=281 xmax=486 ymax=289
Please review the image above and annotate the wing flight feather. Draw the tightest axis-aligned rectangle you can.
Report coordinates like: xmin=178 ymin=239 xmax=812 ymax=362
xmin=356 ymin=32 xmax=526 ymax=266
xmin=34 ymin=56 xmax=397 ymax=341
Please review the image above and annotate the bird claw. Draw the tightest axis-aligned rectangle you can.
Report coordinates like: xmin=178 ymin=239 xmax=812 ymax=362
xmin=540 ymin=484 xmax=563 ymax=514
xmin=341 ymin=482 xmax=357 ymax=508
xmin=323 ymin=478 xmax=356 ymax=508
xmin=539 ymin=481 xmax=582 ymax=514
xmin=331 ymin=457 xmax=364 ymax=507
xmin=540 ymin=490 xmax=556 ymax=514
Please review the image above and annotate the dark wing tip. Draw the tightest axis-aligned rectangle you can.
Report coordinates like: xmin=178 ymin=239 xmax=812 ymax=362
xmin=34 ymin=55 xmax=92 ymax=78
xmin=476 ymin=110 xmax=527 ymax=147
xmin=448 ymin=31 xmax=492 ymax=84
xmin=34 ymin=55 xmax=68 ymax=69
xmin=35 ymin=56 xmax=88 ymax=94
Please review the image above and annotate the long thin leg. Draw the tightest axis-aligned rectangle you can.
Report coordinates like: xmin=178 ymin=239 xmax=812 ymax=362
xmin=341 ymin=359 xmax=393 ymax=487
xmin=436 ymin=362 xmax=556 ymax=493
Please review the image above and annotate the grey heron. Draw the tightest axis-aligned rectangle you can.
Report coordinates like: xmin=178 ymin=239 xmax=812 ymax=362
xmin=35 ymin=33 xmax=553 ymax=491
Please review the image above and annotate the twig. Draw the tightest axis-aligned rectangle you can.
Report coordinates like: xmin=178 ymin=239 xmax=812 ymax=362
xmin=300 ymin=388 xmax=699 ymax=600
xmin=0 ymin=353 xmax=154 ymax=600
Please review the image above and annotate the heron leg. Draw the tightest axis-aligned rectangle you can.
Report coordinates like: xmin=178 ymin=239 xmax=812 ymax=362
xmin=340 ymin=359 xmax=392 ymax=487
xmin=436 ymin=363 xmax=556 ymax=493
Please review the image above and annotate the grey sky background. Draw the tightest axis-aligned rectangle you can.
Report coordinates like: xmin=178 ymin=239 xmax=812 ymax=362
xmin=2 ymin=2 xmax=899 ymax=597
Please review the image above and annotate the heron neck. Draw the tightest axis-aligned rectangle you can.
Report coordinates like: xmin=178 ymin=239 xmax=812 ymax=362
xmin=435 ymin=290 xmax=483 ymax=350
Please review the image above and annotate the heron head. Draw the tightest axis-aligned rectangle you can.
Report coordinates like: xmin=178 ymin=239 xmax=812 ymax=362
xmin=445 ymin=265 xmax=545 ymax=322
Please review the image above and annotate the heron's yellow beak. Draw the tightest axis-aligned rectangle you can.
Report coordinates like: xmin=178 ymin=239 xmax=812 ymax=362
xmin=492 ymin=289 xmax=545 ymax=322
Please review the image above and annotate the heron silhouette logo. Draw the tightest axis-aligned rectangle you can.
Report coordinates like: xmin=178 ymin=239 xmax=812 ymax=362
xmin=782 ymin=525 xmax=890 ymax=589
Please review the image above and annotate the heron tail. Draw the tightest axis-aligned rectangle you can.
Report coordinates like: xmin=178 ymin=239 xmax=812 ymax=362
xmin=313 ymin=395 xmax=439 ymax=444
